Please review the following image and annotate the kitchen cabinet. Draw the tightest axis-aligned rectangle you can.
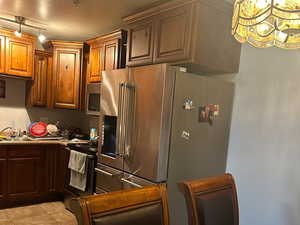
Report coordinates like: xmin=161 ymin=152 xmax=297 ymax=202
xmin=126 ymin=21 xmax=154 ymax=66
xmin=0 ymin=27 xmax=36 ymax=78
xmin=6 ymin=145 xmax=45 ymax=200
xmin=0 ymin=144 xmax=68 ymax=208
xmin=88 ymin=43 xmax=103 ymax=83
xmin=45 ymin=145 xmax=67 ymax=194
xmin=0 ymin=35 xmax=5 ymax=73
xmin=50 ymin=41 xmax=83 ymax=109
xmin=28 ymin=50 xmax=53 ymax=107
xmin=86 ymin=30 xmax=127 ymax=83
xmin=154 ymin=4 xmax=192 ymax=63
xmin=0 ymin=148 xmax=7 ymax=201
xmin=124 ymin=0 xmax=241 ymax=74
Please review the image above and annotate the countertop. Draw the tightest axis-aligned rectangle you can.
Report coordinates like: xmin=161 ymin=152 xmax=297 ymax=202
xmin=0 ymin=139 xmax=90 ymax=146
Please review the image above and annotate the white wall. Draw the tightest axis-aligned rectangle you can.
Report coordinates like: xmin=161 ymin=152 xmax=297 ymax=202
xmin=225 ymin=44 xmax=300 ymax=225
xmin=0 ymin=78 xmax=92 ymax=133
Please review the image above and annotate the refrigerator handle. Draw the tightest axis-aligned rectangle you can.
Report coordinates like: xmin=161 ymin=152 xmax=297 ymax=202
xmin=116 ymin=83 xmax=125 ymax=157
xmin=123 ymin=83 xmax=135 ymax=158
xmin=121 ymin=178 xmax=142 ymax=188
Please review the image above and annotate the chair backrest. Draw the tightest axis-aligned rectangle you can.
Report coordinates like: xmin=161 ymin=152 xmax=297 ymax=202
xmin=178 ymin=173 xmax=239 ymax=225
xmin=72 ymin=184 xmax=169 ymax=225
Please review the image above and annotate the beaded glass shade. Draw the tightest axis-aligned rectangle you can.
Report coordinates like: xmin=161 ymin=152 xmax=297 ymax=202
xmin=232 ymin=0 xmax=300 ymax=49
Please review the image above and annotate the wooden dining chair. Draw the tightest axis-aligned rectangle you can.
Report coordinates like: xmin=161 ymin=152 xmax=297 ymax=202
xmin=72 ymin=184 xmax=169 ymax=225
xmin=178 ymin=173 xmax=239 ymax=225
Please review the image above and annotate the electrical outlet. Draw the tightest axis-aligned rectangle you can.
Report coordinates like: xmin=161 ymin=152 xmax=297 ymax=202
xmin=40 ymin=117 xmax=49 ymax=123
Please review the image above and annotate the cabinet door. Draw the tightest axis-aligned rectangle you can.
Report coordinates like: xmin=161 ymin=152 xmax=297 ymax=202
xmin=103 ymin=40 xmax=119 ymax=71
xmin=5 ymin=37 xmax=33 ymax=77
xmin=0 ymin=36 xmax=5 ymax=73
xmin=31 ymin=55 xmax=48 ymax=106
xmin=154 ymin=5 xmax=193 ymax=63
xmin=127 ymin=20 xmax=154 ymax=66
xmin=7 ymin=146 xmax=44 ymax=199
xmin=45 ymin=145 xmax=57 ymax=193
xmin=56 ymin=146 xmax=69 ymax=192
xmin=0 ymin=159 xmax=7 ymax=201
xmin=53 ymin=49 xmax=81 ymax=109
xmin=88 ymin=45 xmax=103 ymax=83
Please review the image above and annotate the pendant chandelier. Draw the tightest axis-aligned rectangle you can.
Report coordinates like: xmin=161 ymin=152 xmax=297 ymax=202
xmin=232 ymin=0 xmax=300 ymax=49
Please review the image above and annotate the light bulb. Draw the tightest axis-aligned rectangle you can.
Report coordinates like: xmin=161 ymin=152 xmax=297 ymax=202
xmin=256 ymin=0 xmax=268 ymax=9
xmin=275 ymin=0 xmax=285 ymax=5
xmin=14 ymin=30 xmax=22 ymax=38
xmin=38 ymin=34 xmax=46 ymax=43
xmin=277 ymin=31 xmax=288 ymax=42
xmin=257 ymin=23 xmax=270 ymax=35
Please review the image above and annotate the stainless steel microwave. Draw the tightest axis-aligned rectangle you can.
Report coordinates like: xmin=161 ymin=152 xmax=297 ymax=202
xmin=86 ymin=83 xmax=101 ymax=116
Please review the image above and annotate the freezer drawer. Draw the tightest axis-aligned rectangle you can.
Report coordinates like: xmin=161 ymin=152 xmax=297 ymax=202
xmin=95 ymin=164 xmax=123 ymax=192
xmin=121 ymin=172 xmax=156 ymax=190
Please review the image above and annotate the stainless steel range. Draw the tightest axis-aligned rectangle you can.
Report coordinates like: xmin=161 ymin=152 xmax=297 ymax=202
xmin=96 ymin=64 xmax=234 ymax=225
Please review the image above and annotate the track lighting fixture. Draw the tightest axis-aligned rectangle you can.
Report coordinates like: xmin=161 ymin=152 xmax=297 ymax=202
xmin=0 ymin=15 xmax=47 ymax=42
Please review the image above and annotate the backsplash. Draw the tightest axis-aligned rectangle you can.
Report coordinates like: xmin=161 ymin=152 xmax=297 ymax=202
xmin=0 ymin=78 xmax=94 ymax=134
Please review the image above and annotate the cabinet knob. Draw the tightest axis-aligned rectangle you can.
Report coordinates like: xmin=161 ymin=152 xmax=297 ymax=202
xmin=65 ymin=65 xmax=69 ymax=70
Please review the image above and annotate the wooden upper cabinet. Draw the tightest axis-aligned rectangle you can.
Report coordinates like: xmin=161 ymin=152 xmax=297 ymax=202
xmin=86 ymin=30 xmax=127 ymax=83
xmin=0 ymin=36 xmax=5 ymax=73
xmin=5 ymin=36 xmax=34 ymax=77
xmin=154 ymin=4 xmax=193 ymax=63
xmin=28 ymin=50 xmax=53 ymax=107
xmin=127 ymin=21 xmax=154 ymax=66
xmin=51 ymin=41 xmax=83 ymax=109
xmin=123 ymin=0 xmax=241 ymax=74
xmin=103 ymin=39 xmax=120 ymax=71
xmin=89 ymin=44 xmax=103 ymax=83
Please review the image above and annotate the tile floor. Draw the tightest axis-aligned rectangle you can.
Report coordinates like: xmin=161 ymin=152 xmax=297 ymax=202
xmin=0 ymin=201 xmax=78 ymax=225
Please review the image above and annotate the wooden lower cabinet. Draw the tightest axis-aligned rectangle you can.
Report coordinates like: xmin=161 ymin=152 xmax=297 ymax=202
xmin=7 ymin=157 xmax=44 ymax=199
xmin=0 ymin=159 xmax=7 ymax=201
xmin=0 ymin=144 xmax=68 ymax=208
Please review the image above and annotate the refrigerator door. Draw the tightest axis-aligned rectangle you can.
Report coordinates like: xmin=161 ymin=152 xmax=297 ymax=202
xmin=99 ymin=69 xmax=129 ymax=170
xmin=123 ymin=64 xmax=175 ymax=182
xmin=167 ymin=71 xmax=234 ymax=225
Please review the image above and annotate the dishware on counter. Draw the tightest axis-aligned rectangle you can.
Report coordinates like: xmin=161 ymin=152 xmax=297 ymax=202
xmin=46 ymin=124 xmax=59 ymax=136
xmin=29 ymin=122 xmax=48 ymax=137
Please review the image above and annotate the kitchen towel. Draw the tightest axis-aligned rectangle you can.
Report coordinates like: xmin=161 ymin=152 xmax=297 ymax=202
xmin=68 ymin=150 xmax=87 ymax=191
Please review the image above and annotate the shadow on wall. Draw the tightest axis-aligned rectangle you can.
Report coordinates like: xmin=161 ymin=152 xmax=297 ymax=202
xmin=0 ymin=77 xmax=93 ymax=133
xmin=0 ymin=78 xmax=27 ymax=108
xmin=26 ymin=107 xmax=90 ymax=132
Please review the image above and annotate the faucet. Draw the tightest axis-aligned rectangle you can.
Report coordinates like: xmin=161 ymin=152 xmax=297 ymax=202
xmin=0 ymin=127 xmax=13 ymax=136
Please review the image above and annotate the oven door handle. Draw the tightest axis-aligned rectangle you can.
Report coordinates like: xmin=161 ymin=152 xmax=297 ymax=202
xmin=121 ymin=178 xmax=142 ymax=188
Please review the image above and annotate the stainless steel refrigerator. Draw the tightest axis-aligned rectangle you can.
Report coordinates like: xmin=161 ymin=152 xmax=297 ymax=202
xmin=96 ymin=63 xmax=234 ymax=225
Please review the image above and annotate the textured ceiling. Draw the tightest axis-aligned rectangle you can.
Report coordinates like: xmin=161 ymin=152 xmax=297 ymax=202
xmin=0 ymin=0 xmax=167 ymax=41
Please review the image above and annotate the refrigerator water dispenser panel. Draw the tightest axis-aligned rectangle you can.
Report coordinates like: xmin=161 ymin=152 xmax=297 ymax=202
xmin=102 ymin=116 xmax=117 ymax=157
